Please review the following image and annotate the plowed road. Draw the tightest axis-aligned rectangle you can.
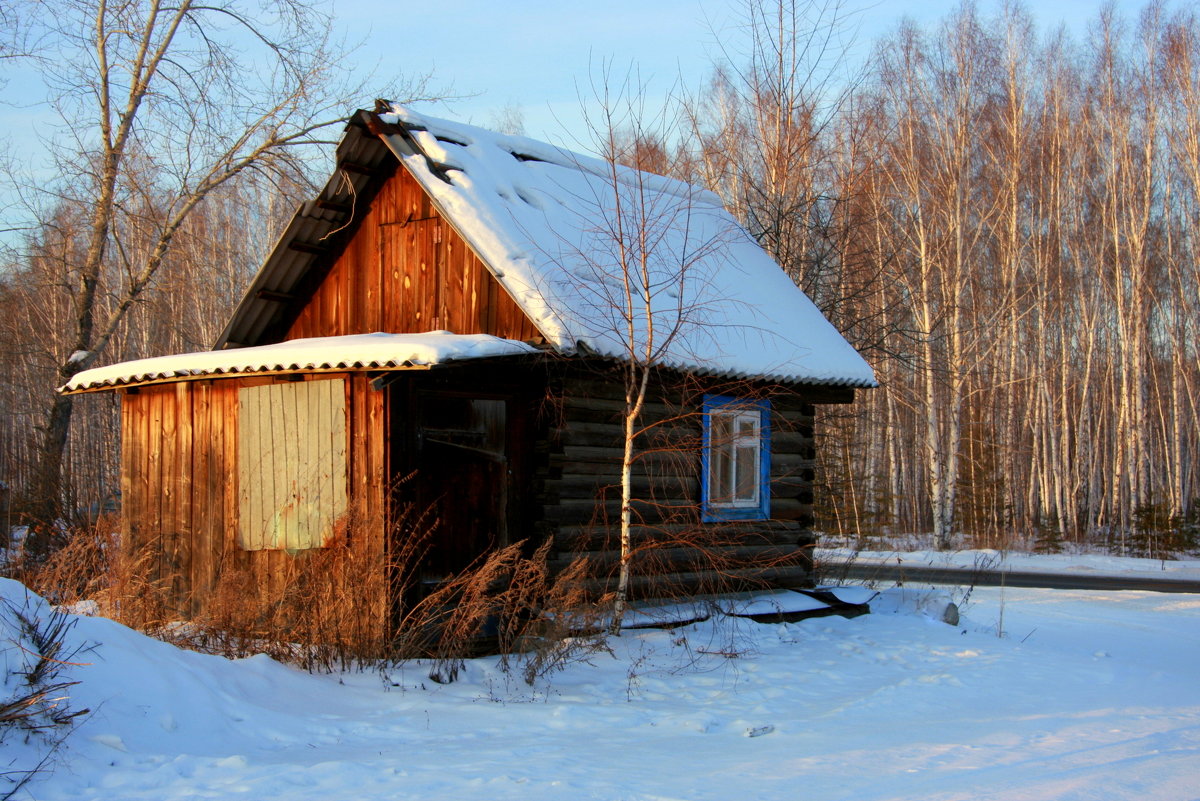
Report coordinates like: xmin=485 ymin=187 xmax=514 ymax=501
xmin=826 ymin=561 xmax=1200 ymax=594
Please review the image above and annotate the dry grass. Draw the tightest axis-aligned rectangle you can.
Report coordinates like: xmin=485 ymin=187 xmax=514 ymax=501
xmin=8 ymin=506 xmax=607 ymax=682
xmin=393 ymin=538 xmax=607 ymax=684
xmin=170 ymin=540 xmax=396 ymax=672
xmin=12 ymin=515 xmax=173 ymax=633
xmin=0 ymin=592 xmax=91 ymax=800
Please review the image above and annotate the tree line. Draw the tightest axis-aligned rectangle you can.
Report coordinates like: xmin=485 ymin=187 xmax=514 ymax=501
xmin=671 ymin=0 xmax=1200 ymax=553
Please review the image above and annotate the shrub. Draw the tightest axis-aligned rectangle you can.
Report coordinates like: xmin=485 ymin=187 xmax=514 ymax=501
xmin=0 ymin=585 xmax=89 ymax=799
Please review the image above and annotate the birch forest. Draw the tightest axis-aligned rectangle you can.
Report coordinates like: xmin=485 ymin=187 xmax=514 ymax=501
xmin=677 ymin=0 xmax=1200 ymax=554
xmin=2 ymin=0 xmax=1198 ymax=556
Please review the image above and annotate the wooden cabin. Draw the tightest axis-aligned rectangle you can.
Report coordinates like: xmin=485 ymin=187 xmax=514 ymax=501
xmin=62 ymin=104 xmax=876 ymax=626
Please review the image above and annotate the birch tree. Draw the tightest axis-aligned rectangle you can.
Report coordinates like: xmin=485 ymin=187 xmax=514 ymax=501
xmin=572 ymin=76 xmax=724 ymax=633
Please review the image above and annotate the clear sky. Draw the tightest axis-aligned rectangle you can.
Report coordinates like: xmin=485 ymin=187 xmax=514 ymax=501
xmin=0 ymin=0 xmax=1154 ymax=240
xmin=336 ymin=0 xmax=1144 ymax=149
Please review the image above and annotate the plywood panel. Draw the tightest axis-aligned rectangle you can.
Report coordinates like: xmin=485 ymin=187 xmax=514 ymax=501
xmin=237 ymin=378 xmax=348 ymax=551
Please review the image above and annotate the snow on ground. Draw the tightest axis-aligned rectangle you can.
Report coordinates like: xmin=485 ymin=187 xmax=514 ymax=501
xmin=4 ymin=556 xmax=1200 ymax=801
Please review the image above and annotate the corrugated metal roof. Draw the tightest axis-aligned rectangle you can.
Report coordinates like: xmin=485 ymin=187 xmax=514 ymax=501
xmin=215 ymin=113 xmax=396 ymax=350
xmin=62 ymin=332 xmax=541 ymax=393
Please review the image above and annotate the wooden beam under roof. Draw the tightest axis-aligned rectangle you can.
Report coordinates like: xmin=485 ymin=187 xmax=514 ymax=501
xmin=316 ymin=199 xmax=353 ymax=214
xmin=287 ymin=241 xmax=326 ymax=256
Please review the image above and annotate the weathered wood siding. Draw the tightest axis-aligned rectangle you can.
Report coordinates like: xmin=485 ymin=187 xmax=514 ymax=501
xmin=286 ymin=167 xmax=540 ymax=341
xmin=120 ymin=373 xmax=385 ymax=615
xmin=534 ymin=369 xmax=828 ymax=599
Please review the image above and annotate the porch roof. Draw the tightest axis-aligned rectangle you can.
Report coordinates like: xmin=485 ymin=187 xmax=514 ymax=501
xmin=60 ymin=332 xmax=540 ymax=393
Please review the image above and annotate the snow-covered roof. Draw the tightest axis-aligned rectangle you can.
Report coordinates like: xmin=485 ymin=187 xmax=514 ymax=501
xmin=369 ymin=105 xmax=876 ymax=388
xmin=61 ymin=332 xmax=539 ymax=393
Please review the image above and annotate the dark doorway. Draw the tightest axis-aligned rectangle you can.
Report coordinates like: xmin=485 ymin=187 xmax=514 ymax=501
xmin=414 ymin=391 xmax=510 ymax=581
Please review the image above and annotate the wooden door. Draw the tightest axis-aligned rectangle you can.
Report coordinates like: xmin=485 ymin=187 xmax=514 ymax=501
xmin=415 ymin=392 xmax=509 ymax=581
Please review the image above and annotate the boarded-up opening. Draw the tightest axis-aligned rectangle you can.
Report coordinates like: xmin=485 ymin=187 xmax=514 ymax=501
xmin=237 ymin=378 xmax=348 ymax=551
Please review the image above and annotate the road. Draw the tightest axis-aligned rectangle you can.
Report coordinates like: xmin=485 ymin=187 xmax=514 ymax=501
xmin=822 ymin=560 xmax=1200 ymax=594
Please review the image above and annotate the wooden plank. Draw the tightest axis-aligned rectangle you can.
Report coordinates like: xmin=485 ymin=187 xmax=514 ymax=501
xmin=160 ymin=387 xmax=181 ymax=603
xmin=318 ymin=379 xmax=336 ymax=543
xmin=299 ymin=379 xmax=319 ymax=547
xmin=365 ymin=376 xmax=384 ymax=548
xmin=350 ymin=375 xmax=370 ymax=542
xmin=252 ymin=384 xmax=271 ymax=550
xmin=122 ymin=392 xmax=148 ymax=557
xmin=767 ymin=430 xmax=813 ymax=451
xmin=174 ymin=382 xmax=194 ymax=611
xmin=207 ymin=383 xmax=231 ymax=601
xmin=557 ymin=424 xmax=699 ymax=450
xmin=542 ymin=473 xmax=698 ymax=504
xmin=562 ymin=394 xmax=687 ymax=420
xmin=375 ymin=202 xmax=387 ymax=333
xmin=549 ymin=543 xmax=805 ymax=573
xmin=264 ymin=383 xmax=285 ymax=596
xmin=237 ymin=385 xmax=263 ymax=550
xmin=119 ymin=394 xmax=133 ymax=550
xmin=769 ymin=498 xmax=811 ymax=521
xmin=541 ymin=496 xmax=697 ymax=525
xmin=318 ymin=378 xmax=349 ymax=546
xmin=146 ymin=388 xmax=165 ymax=585
xmin=280 ymin=381 xmax=300 ymax=551
xmin=550 ymin=444 xmax=693 ymax=466
xmin=573 ymin=564 xmax=814 ymax=600
xmin=555 ymin=522 xmax=803 ymax=552
xmin=190 ymin=382 xmax=210 ymax=611
xmin=220 ymin=383 xmax=241 ymax=577
xmin=354 ymin=217 xmax=371 ymax=331
xmin=768 ymin=453 xmax=817 ymax=473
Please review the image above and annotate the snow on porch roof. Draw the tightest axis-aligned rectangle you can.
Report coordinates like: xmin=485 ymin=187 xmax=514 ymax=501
xmin=60 ymin=332 xmax=540 ymax=393
xmin=370 ymin=104 xmax=877 ymax=389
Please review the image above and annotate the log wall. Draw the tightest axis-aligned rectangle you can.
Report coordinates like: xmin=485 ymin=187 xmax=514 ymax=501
xmin=533 ymin=368 xmax=832 ymax=600
xmin=285 ymin=167 xmax=540 ymax=342
xmin=120 ymin=373 xmax=386 ymax=616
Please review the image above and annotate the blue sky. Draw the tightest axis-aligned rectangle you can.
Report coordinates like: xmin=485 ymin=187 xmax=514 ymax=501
xmin=0 ymin=0 xmax=1151 ymax=239
xmin=336 ymin=0 xmax=1138 ymax=148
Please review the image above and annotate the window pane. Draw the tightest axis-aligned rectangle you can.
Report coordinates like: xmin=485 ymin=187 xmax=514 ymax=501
xmin=708 ymin=414 xmax=731 ymax=502
xmin=711 ymin=414 xmax=731 ymax=444
xmin=704 ymin=398 xmax=768 ymax=519
xmin=710 ymin=442 xmax=732 ymax=502
xmin=735 ymin=444 xmax=758 ymax=501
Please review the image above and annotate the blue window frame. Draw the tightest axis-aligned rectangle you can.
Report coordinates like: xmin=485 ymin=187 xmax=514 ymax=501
xmin=701 ymin=395 xmax=771 ymax=522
